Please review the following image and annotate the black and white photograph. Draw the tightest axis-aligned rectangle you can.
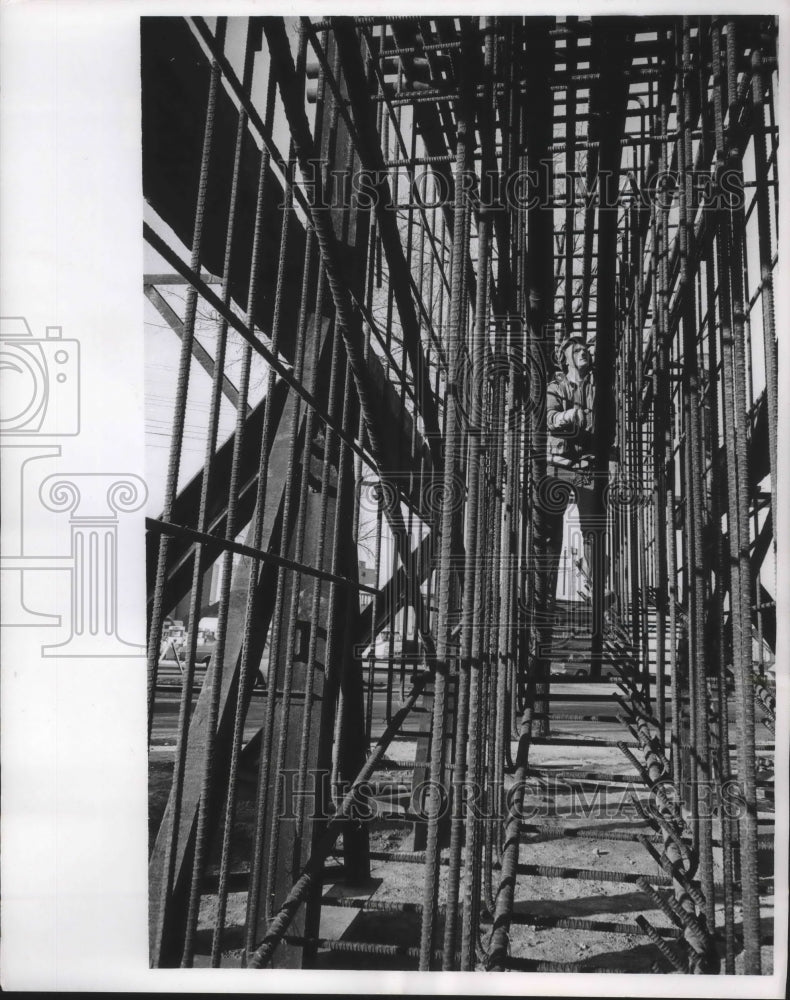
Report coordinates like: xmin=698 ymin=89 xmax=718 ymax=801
xmin=142 ymin=12 xmax=781 ymax=976
xmin=0 ymin=3 xmax=787 ymax=994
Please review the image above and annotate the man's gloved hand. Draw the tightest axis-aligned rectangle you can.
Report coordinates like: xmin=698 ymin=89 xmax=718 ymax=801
xmin=556 ymin=405 xmax=583 ymax=430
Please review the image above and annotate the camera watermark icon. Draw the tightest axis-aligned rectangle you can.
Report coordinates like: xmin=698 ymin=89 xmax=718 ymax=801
xmin=1 ymin=316 xmax=146 ymax=655
xmin=0 ymin=317 xmax=80 ymax=436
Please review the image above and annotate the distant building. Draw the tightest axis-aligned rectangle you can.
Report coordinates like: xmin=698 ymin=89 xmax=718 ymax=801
xmin=358 ymin=560 xmax=377 ymax=609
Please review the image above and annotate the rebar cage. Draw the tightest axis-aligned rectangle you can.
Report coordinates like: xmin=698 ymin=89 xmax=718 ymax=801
xmin=144 ymin=15 xmax=778 ymax=972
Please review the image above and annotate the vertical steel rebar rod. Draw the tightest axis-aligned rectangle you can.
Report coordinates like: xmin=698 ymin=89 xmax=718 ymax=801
xmin=654 ymin=57 xmax=682 ymax=786
xmin=242 ymin=139 xmax=299 ymax=950
xmin=146 ymin=19 xmax=226 ymax=743
xmin=650 ymin=137 xmax=667 ymax=737
xmin=701 ymin=29 xmax=736 ymax=960
xmin=419 ymin=34 xmax=474 ymax=967
xmin=726 ymin=19 xmax=762 ymax=973
xmin=749 ymin=45 xmax=778 ymax=549
xmin=260 ymin=217 xmax=320 ymax=926
xmin=459 ymin=217 xmax=493 ymax=973
xmin=148 ymin=24 xmax=225 ymax=964
xmin=179 ymin=19 xmax=256 ymax=965
xmin=679 ymin=17 xmax=716 ymax=928
xmin=443 ymin=17 xmax=498 ymax=970
xmin=210 ymin=54 xmax=279 ymax=966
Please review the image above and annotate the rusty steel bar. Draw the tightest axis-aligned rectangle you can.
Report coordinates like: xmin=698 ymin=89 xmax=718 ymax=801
xmin=677 ymin=16 xmax=715 ymax=929
xmin=458 ymin=17 xmax=498 ymax=971
xmin=146 ymin=20 xmax=226 ymax=741
xmin=718 ymin=18 xmax=762 ymax=973
xmin=208 ymin=49 xmax=280 ymax=965
xmin=419 ymin=22 xmax=475 ymax=970
xmin=749 ymin=45 xmax=778 ymax=545
xmin=563 ymin=18 xmax=578 ymax=325
xmin=242 ymin=138 xmax=301 ymax=952
xmin=329 ymin=17 xmax=443 ymax=461
xmin=259 ymin=196 xmax=321 ymax=932
xmin=486 ymin=710 xmax=533 ymax=970
xmin=147 ymin=22 xmax=226 ymax=966
xmin=700 ymin=20 xmax=737 ymax=971
xmin=650 ymin=88 xmax=669 ymax=739
xmin=262 ymin=18 xmax=437 ymax=654
xmin=142 ymin=224 xmax=379 ymax=477
xmin=147 ymin=519 xmax=377 ymax=596
xmin=245 ymin=671 xmax=434 ymax=967
xmin=179 ymin=21 xmax=260 ymax=964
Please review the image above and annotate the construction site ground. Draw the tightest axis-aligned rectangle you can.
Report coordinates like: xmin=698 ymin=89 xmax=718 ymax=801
xmin=149 ymin=693 xmax=775 ymax=973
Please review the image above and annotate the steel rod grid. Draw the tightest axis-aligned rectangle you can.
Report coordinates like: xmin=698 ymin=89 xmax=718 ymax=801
xmin=144 ymin=13 xmax=777 ymax=974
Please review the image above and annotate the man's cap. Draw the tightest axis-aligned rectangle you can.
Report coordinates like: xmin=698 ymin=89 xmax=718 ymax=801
xmin=554 ymin=334 xmax=588 ymax=369
xmin=558 ymin=334 xmax=587 ymax=352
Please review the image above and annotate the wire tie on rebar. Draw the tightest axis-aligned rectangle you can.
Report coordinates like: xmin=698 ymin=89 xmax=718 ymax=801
xmin=637 ymin=835 xmax=705 ymax=911
xmin=635 ymin=875 xmax=710 ymax=959
xmin=635 ymin=915 xmax=689 ymax=972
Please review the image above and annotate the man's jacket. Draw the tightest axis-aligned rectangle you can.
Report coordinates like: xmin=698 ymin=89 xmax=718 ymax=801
xmin=546 ymin=370 xmax=595 ymax=466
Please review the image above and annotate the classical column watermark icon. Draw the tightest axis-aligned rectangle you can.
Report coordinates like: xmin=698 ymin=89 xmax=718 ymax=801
xmin=38 ymin=474 xmax=147 ymax=656
xmin=0 ymin=316 xmax=146 ymax=655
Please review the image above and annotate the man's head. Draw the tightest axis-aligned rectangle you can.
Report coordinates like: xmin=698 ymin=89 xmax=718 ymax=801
xmin=556 ymin=335 xmax=592 ymax=378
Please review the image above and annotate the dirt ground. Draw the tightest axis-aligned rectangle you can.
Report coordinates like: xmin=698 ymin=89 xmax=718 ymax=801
xmin=149 ymin=737 xmax=774 ymax=973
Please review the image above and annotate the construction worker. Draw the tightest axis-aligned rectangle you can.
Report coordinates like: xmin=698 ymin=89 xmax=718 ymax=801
xmin=532 ymin=332 xmax=608 ymax=680
xmin=547 ymin=335 xmax=596 ymax=468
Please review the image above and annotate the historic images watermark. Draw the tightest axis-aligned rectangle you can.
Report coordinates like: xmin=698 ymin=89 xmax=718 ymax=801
xmin=0 ymin=316 xmax=146 ymax=655
xmin=275 ymin=769 xmax=754 ymax=825
xmin=282 ymin=161 xmax=748 ymax=215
